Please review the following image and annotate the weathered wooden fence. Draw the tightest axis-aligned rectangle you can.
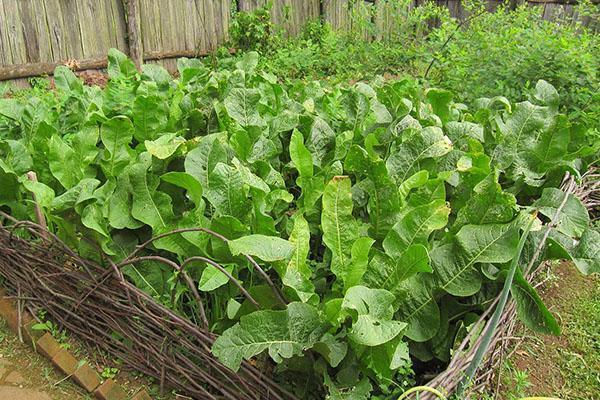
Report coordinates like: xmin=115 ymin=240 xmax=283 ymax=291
xmin=0 ymin=0 xmax=597 ymax=84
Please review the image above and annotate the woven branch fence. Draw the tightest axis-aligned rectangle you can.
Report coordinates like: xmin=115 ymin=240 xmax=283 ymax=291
xmin=418 ymin=171 xmax=599 ymax=399
xmin=0 ymin=211 xmax=296 ymax=400
xmin=0 ymin=169 xmax=597 ymax=399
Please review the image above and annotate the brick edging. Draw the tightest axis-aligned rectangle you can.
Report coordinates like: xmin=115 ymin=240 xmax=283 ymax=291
xmin=0 ymin=289 xmax=153 ymax=400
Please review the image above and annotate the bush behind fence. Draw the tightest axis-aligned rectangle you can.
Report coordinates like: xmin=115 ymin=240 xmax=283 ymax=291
xmin=0 ymin=0 xmax=596 ymax=83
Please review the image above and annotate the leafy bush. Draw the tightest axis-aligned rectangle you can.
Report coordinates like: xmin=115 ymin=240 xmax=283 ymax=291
xmin=0 ymin=50 xmax=597 ymax=398
xmin=229 ymin=3 xmax=278 ymax=52
xmin=429 ymin=5 xmax=600 ymax=124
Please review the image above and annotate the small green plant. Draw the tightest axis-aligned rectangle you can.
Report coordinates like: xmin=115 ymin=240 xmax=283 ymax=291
xmin=229 ymin=3 xmax=278 ymax=52
xmin=101 ymin=366 xmax=119 ymax=380
xmin=32 ymin=313 xmax=70 ymax=349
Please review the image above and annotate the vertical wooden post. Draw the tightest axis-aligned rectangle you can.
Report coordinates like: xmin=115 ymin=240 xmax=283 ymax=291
xmin=125 ymin=0 xmax=143 ymax=70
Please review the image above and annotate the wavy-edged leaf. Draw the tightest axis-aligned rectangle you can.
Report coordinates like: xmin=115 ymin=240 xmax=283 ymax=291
xmin=145 ymin=133 xmax=185 ymax=159
xmin=534 ymin=188 xmax=589 ymax=238
xmin=132 ymin=94 xmax=169 ymax=141
xmin=511 ymin=269 xmax=560 ymax=335
xmin=322 ymin=176 xmax=360 ymax=284
xmin=228 ymin=234 xmax=294 ymax=262
xmin=224 ymin=88 xmax=266 ymax=127
xmin=572 ymin=227 xmax=600 ymax=275
xmin=383 ymin=199 xmax=450 ymax=257
xmin=100 ymin=116 xmax=134 ymax=178
xmin=129 ymin=161 xmax=173 ymax=230
xmin=160 ymin=172 xmax=203 ymax=207
xmin=206 ymin=162 xmax=248 ymax=218
xmin=199 ymin=264 xmax=236 ymax=292
xmin=363 ymin=244 xmax=431 ymax=297
xmin=454 ymin=171 xmax=517 ymax=230
xmin=395 ymin=275 xmax=440 ymax=342
xmin=184 ymin=133 xmax=228 ymax=189
xmin=386 ymin=126 xmax=453 ymax=183
xmin=283 ymin=214 xmax=317 ymax=303
xmin=342 ymin=286 xmax=406 ymax=346
xmin=290 ymin=129 xmax=313 ymax=178
xmin=212 ymin=302 xmax=326 ymax=371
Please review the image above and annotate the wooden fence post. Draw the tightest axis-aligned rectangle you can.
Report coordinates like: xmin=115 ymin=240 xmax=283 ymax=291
xmin=125 ymin=0 xmax=143 ymax=70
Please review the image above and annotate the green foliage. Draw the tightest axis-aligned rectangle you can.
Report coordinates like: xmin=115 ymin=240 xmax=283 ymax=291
xmin=430 ymin=5 xmax=600 ymax=125
xmin=0 ymin=50 xmax=596 ymax=399
xmin=229 ymin=4 xmax=278 ymax=52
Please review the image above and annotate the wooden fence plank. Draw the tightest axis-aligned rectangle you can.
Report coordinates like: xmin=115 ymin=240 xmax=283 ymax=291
xmin=17 ymin=0 xmax=40 ymax=63
xmin=0 ymin=1 xmax=12 ymax=65
xmin=126 ymin=0 xmax=143 ymax=69
xmin=3 ymin=0 xmax=28 ymax=65
xmin=59 ymin=0 xmax=84 ymax=60
xmin=42 ymin=0 xmax=67 ymax=60
xmin=110 ymin=0 xmax=129 ymax=51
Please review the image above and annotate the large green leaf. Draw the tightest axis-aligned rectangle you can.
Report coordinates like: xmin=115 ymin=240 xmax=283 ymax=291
xmin=212 ymin=302 xmax=327 ymax=371
xmin=430 ymin=243 xmax=483 ymax=297
xmin=362 ymin=245 xmax=430 ymax=297
xmin=228 ymin=234 xmax=294 ymax=262
xmin=129 ymin=161 xmax=173 ymax=230
xmin=48 ymin=134 xmax=95 ymax=189
xmin=100 ymin=116 xmax=134 ymax=178
xmin=511 ymin=270 xmax=560 ymax=335
xmin=206 ymin=162 xmax=248 ymax=218
xmin=184 ymin=133 xmax=228 ymax=189
xmin=282 ymin=214 xmax=317 ymax=303
xmin=456 ymin=223 xmax=520 ymax=264
xmin=160 ymin=172 xmax=203 ymax=207
xmin=383 ymin=199 xmax=450 ymax=257
xmin=571 ymin=227 xmax=600 ymax=275
xmin=145 ymin=133 xmax=185 ymax=160
xmin=290 ymin=129 xmax=313 ymax=178
xmin=199 ymin=264 xmax=236 ymax=292
xmin=386 ymin=126 xmax=453 ymax=183
xmin=365 ymin=159 xmax=401 ymax=240
xmin=322 ymin=176 xmax=360 ymax=284
xmin=493 ymin=101 xmax=551 ymax=168
xmin=307 ymin=117 xmax=336 ymax=168
xmin=453 ymin=171 xmax=517 ymax=229
xmin=534 ymin=188 xmax=589 ymax=238
xmin=395 ymin=275 xmax=440 ymax=342
xmin=0 ymin=161 xmax=20 ymax=204
xmin=132 ymin=94 xmax=169 ymax=141
xmin=224 ymin=88 xmax=266 ymax=127
xmin=342 ymin=286 xmax=406 ymax=346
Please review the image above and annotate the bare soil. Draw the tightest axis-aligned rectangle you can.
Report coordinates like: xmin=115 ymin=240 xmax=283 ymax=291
xmin=0 ymin=319 xmax=89 ymax=400
xmin=496 ymin=262 xmax=600 ymax=400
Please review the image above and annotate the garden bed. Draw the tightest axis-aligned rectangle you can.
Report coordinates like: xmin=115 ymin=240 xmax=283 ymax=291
xmin=0 ymin=39 xmax=598 ymax=398
xmin=0 ymin=213 xmax=292 ymax=400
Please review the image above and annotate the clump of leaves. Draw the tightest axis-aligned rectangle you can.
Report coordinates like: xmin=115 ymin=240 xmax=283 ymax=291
xmin=229 ymin=4 xmax=279 ymax=52
xmin=0 ymin=50 xmax=597 ymax=399
xmin=429 ymin=4 xmax=600 ymax=125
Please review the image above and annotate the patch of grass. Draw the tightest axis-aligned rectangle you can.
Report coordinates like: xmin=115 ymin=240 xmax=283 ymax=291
xmin=499 ymin=361 xmax=533 ymax=400
xmin=495 ymin=264 xmax=600 ymax=400
xmin=554 ymin=279 xmax=600 ymax=399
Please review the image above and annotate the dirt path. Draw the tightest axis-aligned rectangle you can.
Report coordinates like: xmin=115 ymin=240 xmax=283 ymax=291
xmin=496 ymin=262 xmax=600 ymax=400
xmin=0 ymin=319 xmax=89 ymax=400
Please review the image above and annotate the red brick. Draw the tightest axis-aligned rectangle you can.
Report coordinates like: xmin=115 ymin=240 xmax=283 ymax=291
xmin=36 ymin=332 xmax=61 ymax=359
xmin=132 ymin=389 xmax=153 ymax=400
xmin=73 ymin=363 xmax=101 ymax=393
xmin=94 ymin=379 xmax=127 ymax=400
xmin=51 ymin=348 xmax=78 ymax=375
xmin=0 ymin=296 xmax=18 ymax=331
